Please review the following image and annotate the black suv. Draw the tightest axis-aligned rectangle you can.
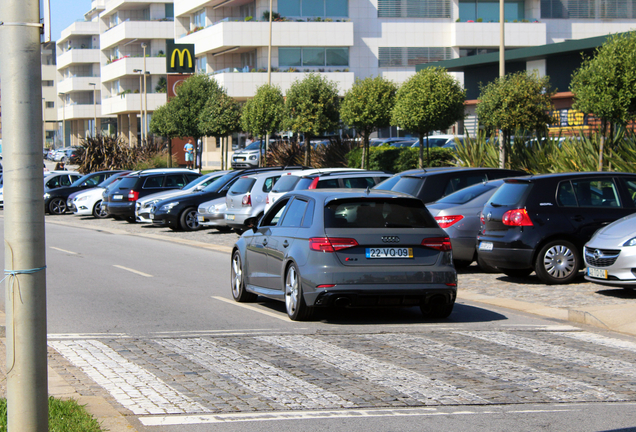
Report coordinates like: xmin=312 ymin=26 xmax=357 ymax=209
xmin=477 ymin=172 xmax=636 ymax=284
xmin=373 ymin=167 xmax=525 ymax=203
xmin=103 ymin=169 xmax=201 ymax=222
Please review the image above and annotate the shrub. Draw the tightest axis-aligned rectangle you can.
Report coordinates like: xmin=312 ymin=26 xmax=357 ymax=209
xmin=346 ymin=145 xmax=455 ymax=171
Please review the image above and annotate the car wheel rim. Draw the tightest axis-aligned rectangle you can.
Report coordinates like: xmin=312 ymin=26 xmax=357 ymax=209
xmin=285 ymin=266 xmax=298 ymax=316
xmin=186 ymin=211 xmax=198 ymax=229
xmin=96 ymin=201 xmax=107 ymax=217
xmin=52 ymin=199 xmax=65 ymax=214
xmin=543 ymin=245 xmax=576 ymax=279
xmin=231 ymin=254 xmax=242 ymax=298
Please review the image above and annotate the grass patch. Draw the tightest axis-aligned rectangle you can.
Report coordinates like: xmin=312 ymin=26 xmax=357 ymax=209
xmin=0 ymin=397 xmax=103 ymax=431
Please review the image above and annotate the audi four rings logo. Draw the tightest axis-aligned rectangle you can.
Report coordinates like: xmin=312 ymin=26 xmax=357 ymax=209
xmin=382 ymin=236 xmax=400 ymax=243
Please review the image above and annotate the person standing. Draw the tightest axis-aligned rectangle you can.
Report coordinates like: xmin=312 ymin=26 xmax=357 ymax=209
xmin=184 ymin=138 xmax=194 ymax=170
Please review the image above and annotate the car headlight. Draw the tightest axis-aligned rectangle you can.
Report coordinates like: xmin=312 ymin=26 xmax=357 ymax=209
xmin=623 ymin=237 xmax=636 ymax=246
xmin=208 ymin=205 xmax=220 ymax=213
xmin=77 ymin=196 xmax=87 ymax=202
xmin=160 ymin=202 xmax=179 ymax=211
xmin=248 ymin=155 xmax=257 ymax=160
xmin=44 ymin=193 xmax=50 ymax=199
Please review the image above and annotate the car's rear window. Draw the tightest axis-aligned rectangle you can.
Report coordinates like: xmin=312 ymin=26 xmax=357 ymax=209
xmin=324 ymin=198 xmax=437 ymax=229
xmin=489 ymin=182 xmax=532 ymax=206
xmin=384 ymin=176 xmax=424 ymax=197
xmin=295 ymin=177 xmax=314 ymax=190
xmin=436 ymin=182 xmax=497 ymax=205
xmin=272 ymin=175 xmax=301 ymax=193
xmin=229 ymin=177 xmax=256 ymax=195
xmin=116 ymin=177 xmax=139 ymax=190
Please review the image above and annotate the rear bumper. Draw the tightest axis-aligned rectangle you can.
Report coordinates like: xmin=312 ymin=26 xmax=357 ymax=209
xmin=104 ymin=201 xmax=135 ymax=218
xmin=307 ymin=285 xmax=457 ymax=308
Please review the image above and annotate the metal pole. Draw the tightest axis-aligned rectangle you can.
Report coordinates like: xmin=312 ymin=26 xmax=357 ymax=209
xmin=142 ymin=42 xmax=147 ymax=144
xmin=134 ymin=69 xmax=143 ymax=146
xmin=60 ymin=93 xmax=65 ymax=147
xmin=265 ymin=0 xmax=273 ymax=165
xmin=89 ymin=83 xmax=97 ymax=136
xmin=0 ymin=0 xmax=49 ymax=429
xmin=498 ymin=0 xmax=506 ymax=168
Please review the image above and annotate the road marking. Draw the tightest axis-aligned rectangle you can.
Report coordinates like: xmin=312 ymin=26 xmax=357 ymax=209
xmin=113 ymin=264 xmax=153 ymax=278
xmin=554 ymin=331 xmax=636 ymax=353
xmin=155 ymin=338 xmax=356 ymax=410
xmin=48 ymin=333 xmax=130 ymax=340
xmin=368 ymin=333 xmax=620 ymax=402
xmin=459 ymin=331 xmax=636 ymax=380
xmin=258 ymin=335 xmax=488 ymax=405
xmin=139 ymin=406 xmax=579 ymax=426
xmin=49 ymin=339 xmax=210 ymax=415
xmin=50 ymin=246 xmax=77 ymax=255
xmin=212 ymin=296 xmax=290 ymax=322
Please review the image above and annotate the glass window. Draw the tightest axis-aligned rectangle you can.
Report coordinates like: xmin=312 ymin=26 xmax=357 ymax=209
xmin=302 ymin=200 xmax=315 ymax=227
xmin=193 ymin=9 xmax=206 ymax=28
xmin=262 ymin=176 xmax=280 ymax=193
xmin=165 ymin=3 xmax=174 ymax=18
xmin=303 ymin=0 xmax=324 ymax=16
xmin=279 ymin=48 xmax=302 ymax=66
xmin=622 ymin=179 xmax=636 ymax=205
xmin=262 ymin=199 xmax=290 ymax=226
xmin=489 ymin=182 xmax=531 ymax=206
xmin=279 ymin=0 xmax=301 ymax=15
xmin=272 ymin=175 xmax=301 ymax=193
xmin=390 ymin=177 xmax=424 ymax=197
xmin=229 ymin=177 xmax=256 ymax=195
xmin=571 ymin=179 xmax=620 ymax=208
xmin=437 ymin=182 xmax=498 ymax=205
xmin=326 ymin=0 xmax=348 ymax=16
xmin=316 ymin=178 xmax=339 ymax=188
xmin=326 ymin=48 xmax=349 ymax=66
xmin=325 ymin=198 xmax=436 ymax=228
xmin=165 ymin=174 xmax=187 ymax=188
xmin=378 ymin=0 xmax=450 ymax=17
xmin=303 ymin=48 xmax=325 ymax=66
xmin=280 ymin=198 xmax=308 ymax=227
xmin=557 ymin=181 xmax=577 ymax=207
xmin=459 ymin=0 xmax=524 ymax=21
xmin=343 ymin=177 xmax=375 ymax=188
xmin=143 ymin=176 xmax=163 ymax=189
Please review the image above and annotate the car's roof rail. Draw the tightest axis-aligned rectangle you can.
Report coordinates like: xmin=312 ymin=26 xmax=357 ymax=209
xmin=306 ymin=170 xmax=392 ymax=178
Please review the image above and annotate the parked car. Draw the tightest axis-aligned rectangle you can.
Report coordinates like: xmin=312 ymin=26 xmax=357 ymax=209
xmin=149 ymin=167 xmax=303 ymax=231
xmin=231 ymin=189 xmax=457 ymax=321
xmin=44 ymin=171 xmax=82 ymax=192
xmin=390 ymin=139 xmax=418 ymax=148
xmin=196 ymin=197 xmax=230 ymax=231
xmin=374 ymin=167 xmax=524 ymax=204
xmin=231 ymin=140 xmax=264 ymax=169
xmin=102 ymin=169 xmax=201 ymax=222
xmin=53 ymin=147 xmax=81 ymax=164
xmin=44 ymin=170 xmax=126 ymax=215
xmin=69 ymin=171 xmax=131 ymax=217
xmin=135 ymin=171 xmax=229 ymax=223
xmin=426 ymin=179 xmax=507 ymax=270
xmin=477 ymin=172 xmax=636 ymax=284
xmin=370 ymin=137 xmax=410 ymax=147
xmin=584 ymin=212 xmax=636 ymax=288
xmin=410 ymin=135 xmax=466 ymax=149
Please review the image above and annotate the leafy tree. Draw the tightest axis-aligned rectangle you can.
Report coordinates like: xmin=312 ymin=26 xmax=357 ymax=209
xmin=391 ymin=67 xmax=465 ymax=168
xmin=476 ymin=70 xmax=554 ymax=168
xmin=164 ymin=74 xmax=224 ymax=169
xmin=340 ymin=76 xmax=397 ymax=169
xmin=284 ymin=73 xmax=341 ymax=166
xmin=571 ymin=31 xmax=636 ymax=170
xmin=149 ymin=103 xmax=179 ymax=167
xmin=199 ymin=92 xmax=242 ymax=170
xmin=155 ymin=76 xmax=167 ymax=93
xmin=240 ymin=84 xmax=285 ymax=166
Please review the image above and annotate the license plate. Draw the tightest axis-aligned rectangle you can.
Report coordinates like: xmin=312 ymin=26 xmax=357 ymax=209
xmin=587 ymin=267 xmax=608 ymax=279
xmin=236 ymin=158 xmax=245 ymax=161
xmin=479 ymin=241 xmax=493 ymax=251
xmin=226 ymin=214 xmax=235 ymax=220
xmin=113 ymin=194 xmax=123 ymax=200
xmin=149 ymin=213 xmax=154 ymax=219
xmin=366 ymin=247 xmax=413 ymax=258
xmin=198 ymin=215 xmax=205 ymax=222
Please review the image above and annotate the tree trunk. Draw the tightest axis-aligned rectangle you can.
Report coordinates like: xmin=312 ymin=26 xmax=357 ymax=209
xmin=168 ymin=139 xmax=172 ymax=168
xmin=418 ymin=133 xmax=424 ymax=169
xmin=304 ymin=134 xmax=311 ymax=167
xmin=498 ymin=129 xmax=505 ymax=169
xmin=361 ymin=136 xmax=366 ymax=170
xmin=426 ymin=132 xmax=430 ymax=167
xmin=598 ymin=120 xmax=606 ymax=171
xmin=220 ymin=136 xmax=224 ymax=170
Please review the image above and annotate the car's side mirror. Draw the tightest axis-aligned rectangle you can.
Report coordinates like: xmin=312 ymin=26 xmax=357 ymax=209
xmin=244 ymin=215 xmax=261 ymax=231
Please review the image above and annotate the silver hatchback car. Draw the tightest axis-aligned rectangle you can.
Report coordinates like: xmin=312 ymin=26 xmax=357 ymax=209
xmin=231 ymin=189 xmax=457 ymax=321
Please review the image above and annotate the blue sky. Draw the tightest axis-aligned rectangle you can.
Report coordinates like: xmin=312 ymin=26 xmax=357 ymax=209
xmin=50 ymin=0 xmax=92 ymax=42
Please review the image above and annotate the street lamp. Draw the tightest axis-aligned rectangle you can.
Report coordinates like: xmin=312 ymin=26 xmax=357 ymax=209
xmin=133 ymin=69 xmax=144 ymax=145
xmin=141 ymin=42 xmax=148 ymax=143
xmin=58 ymin=92 xmax=66 ymax=147
xmin=89 ymin=82 xmax=97 ymax=136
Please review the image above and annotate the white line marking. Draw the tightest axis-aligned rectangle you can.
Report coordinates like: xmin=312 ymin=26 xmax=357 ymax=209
xmin=50 ymin=246 xmax=77 ymax=255
xmin=212 ymin=296 xmax=290 ymax=322
xmin=368 ymin=333 xmax=620 ymax=402
xmin=49 ymin=339 xmax=210 ymax=415
xmin=113 ymin=264 xmax=153 ymax=278
xmin=554 ymin=331 xmax=636 ymax=353
xmin=48 ymin=333 xmax=130 ymax=340
xmin=156 ymin=338 xmax=355 ymax=410
xmin=139 ymin=407 xmax=578 ymax=426
xmin=258 ymin=335 xmax=488 ymax=405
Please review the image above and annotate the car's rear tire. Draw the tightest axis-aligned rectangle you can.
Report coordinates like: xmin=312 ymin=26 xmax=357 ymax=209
xmin=92 ymin=200 xmax=109 ymax=218
xmin=285 ymin=263 xmax=313 ymax=321
xmin=48 ymin=198 xmax=67 ymax=215
xmin=231 ymin=251 xmax=257 ymax=302
xmin=180 ymin=207 xmax=199 ymax=231
xmin=501 ymin=268 xmax=534 ymax=278
xmin=477 ymin=254 xmax=499 ymax=273
xmin=535 ymin=240 xmax=580 ymax=284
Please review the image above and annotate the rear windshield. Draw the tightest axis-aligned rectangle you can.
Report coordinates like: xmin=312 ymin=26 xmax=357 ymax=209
xmin=116 ymin=177 xmax=139 ymax=190
xmin=324 ymin=198 xmax=437 ymax=229
xmin=99 ymin=173 xmax=126 ymax=188
xmin=382 ymin=176 xmax=424 ymax=197
xmin=436 ymin=182 xmax=498 ymax=205
xmin=295 ymin=177 xmax=314 ymax=190
xmin=229 ymin=177 xmax=256 ymax=195
xmin=489 ymin=182 xmax=532 ymax=206
xmin=272 ymin=175 xmax=301 ymax=193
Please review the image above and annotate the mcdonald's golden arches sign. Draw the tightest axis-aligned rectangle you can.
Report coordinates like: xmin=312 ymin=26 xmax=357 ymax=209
xmin=167 ymin=41 xmax=195 ymax=73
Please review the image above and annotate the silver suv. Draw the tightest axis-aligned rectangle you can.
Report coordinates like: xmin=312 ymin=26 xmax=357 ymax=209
xmin=231 ymin=141 xmax=264 ymax=168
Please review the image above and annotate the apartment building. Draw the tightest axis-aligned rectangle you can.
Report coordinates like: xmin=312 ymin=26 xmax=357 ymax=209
xmin=41 ymin=42 xmax=60 ymax=149
xmin=98 ymin=0 xmax=174 ymax=145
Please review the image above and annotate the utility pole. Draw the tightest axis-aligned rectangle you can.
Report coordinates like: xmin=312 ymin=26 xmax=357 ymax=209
xmin=0 ymin=0 xmax=50 ymax=430
xmin=264 ymin=0 xmax=273 ymax=167
xmin=142 ymin=42 xmax=148 ymax=144
xmin=498 ymin=0 xmax=506 ymax=168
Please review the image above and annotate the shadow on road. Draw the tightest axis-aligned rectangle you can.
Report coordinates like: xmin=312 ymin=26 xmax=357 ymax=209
xmin=596 ymin=288 xmax=636 ymax=300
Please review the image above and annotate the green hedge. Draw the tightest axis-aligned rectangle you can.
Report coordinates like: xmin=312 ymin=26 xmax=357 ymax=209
xmin=347 ymin=145 xmax=456 ymax=172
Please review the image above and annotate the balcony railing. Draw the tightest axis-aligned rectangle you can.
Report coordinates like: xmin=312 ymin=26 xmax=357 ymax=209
xmin=210 ymin=66 xmax=350 ymax=75
xmin=104 ymin=17 xmax=174 ymax=33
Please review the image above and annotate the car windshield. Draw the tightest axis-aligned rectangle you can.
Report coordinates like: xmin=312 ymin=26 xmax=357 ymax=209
xmin=71 ymin=173 xmax=94 ymax=187
xmin=435 ymin=182 xmax=500 ymax=205
xmin=377 ymin=176 xmax=423 ymax=197
xmin=229 ymin=177 xmax=256 ymax=194
xmin=202 ymin=172 xmax=237 ymax=193
xmin=184 ymin=173 xmax=220 ymax=190
xmin=489 ymin=182 xmax=532 ymax=206
xmin=244 ymin=141 xmax=262 ymax=150
xmin=325 ymin=198 xmax=437 ymax=229
xmin=272 ymin=175 xmax=301 ymax=193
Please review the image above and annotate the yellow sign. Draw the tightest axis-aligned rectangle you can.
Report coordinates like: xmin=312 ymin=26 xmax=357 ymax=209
xmin=167 ymin=41 xmax=195 ymax=73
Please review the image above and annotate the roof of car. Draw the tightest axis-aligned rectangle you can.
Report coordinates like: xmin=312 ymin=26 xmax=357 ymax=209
xmin=398 ymin=167 xmax=520 ymax=178
xmin=289 ymin=188 xmax=418 ymax=201
xmin=124 ymin=168 xmax=198 ymax=177
xmin=503 ymin=171 xmax=636 ymax=182
xmin=301 ymin=170 xmax=392 ymax=179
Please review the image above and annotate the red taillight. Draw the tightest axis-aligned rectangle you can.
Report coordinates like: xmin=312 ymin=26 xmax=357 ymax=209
xmin=242 ymin=194 xmax=252 ymax=206
xmin=421 ymin=237 xmax=452 ymax=251
xmin=480 ymin=212 xmax=485 ymax=225
xmin=128 ymin=190 xmax=139 ymax=201
xmin=317 ymin=284 xmax=336 ymax=288
xmin=502 ymin=209 xmax=533 ymax=226
xmin=309 ymin=237 xmax=358 ymax=252
xmin=308 ymin=178 xmax=320 ymax=189
xmin=435 ymin=215 xmax=464 ymax=228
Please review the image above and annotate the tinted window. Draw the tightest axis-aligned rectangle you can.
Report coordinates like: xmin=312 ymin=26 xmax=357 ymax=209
xmin=557 ymin=181 xmax=577 ymax=207
xmin=116 ymin=177 xmax=139 ymax=190
xmin=302 ymin=200 xmax=315 ymax=227
xmin=316 ymin=178 xmax=339 ymax=188
xmin=83 ymin=175 xmax=104 ymax=186
xmin=143 ymin=176 xmax=164 ymax=189
xmin=203 ymin=172 xmax=237 ymax=192
xmin=185 ymin=173 xmax=200 ymax=183
xmin=272 ymin=175 xmax=301 ymax=193
xmin=622 ymin=178 xmax=636 ymax=205
xmin=280 ymin=198 xmax=308 ymax=227
xmin=436 ymin=182 xmax=498 ymax=205
xmin=262 ymin=176 xmax=280 ymax=193
xmin=572 ymin=179 xmax=620 ymax=207
xmin=373 ymin=175 xmax=401 ymax=191
xmin=72 ymin=174 xmax=95 ymax=187
xmin=342 ymin=177 xmax=376 ymax=188
xmin=229 ymin=177 xmax=256 ymax=195
xmin=387 ymin=176 xmax=424 ymax=197
xmin=295 ymin=178 xmax=314 ymax=190
xmin=324 ymin=198 xmax=436 ymax=228
xmin=262 ymin=198 xmax=289 ymax=226
xmin=165 ymin=174 xmax=187 ymax=188
xmin=99 ymin=173 xmax=127 ymax=188
xmin=489 ymin=182 xmax=531 ymax=206
xmin=445 ymin=173 xmax=488 ymax=196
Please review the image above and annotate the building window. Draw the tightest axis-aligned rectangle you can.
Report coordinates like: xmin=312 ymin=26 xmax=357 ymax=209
xmin=459 ymin=47 xmax=498 ymax=57
xmin=459 ymin=0 xmax=525 ymax=21
xmin=46 ymin=101 xmax=55 ymax=108
xmin=541 ymin=0 xmax=636 ymax=18
xmin=195 ymin=56 xmax=207 ymax=73
xmin=165 ymin=3 xmax=174 ymax=19
xmin=193 ymin=9 xmax=206 ymax=28
xmin=378 ymin=47 xmax=452 ymax=67
xmin=378 ymin=0 xmax=450 ymax=18
xmin=279 ymin=47 xmax=349 ymax=67
xmin=42 ymin=80 xmax=54 ymax=87
xmin=279 ymin=0 xmax=348 ymax=17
